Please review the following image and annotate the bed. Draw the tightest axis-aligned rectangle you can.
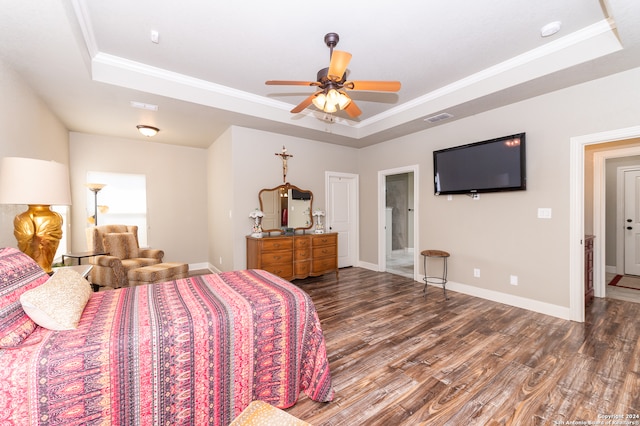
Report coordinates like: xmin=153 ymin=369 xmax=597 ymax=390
xmin=0 ymin=247 xmax=333 ymax=425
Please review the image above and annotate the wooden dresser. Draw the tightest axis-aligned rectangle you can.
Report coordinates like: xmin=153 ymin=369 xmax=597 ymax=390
xmin=246 ymin=233 xmax=338 ymax=281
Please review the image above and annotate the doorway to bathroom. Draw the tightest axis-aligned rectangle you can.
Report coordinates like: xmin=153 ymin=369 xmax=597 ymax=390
xmin=378 ymin=166 xmax=418 ymax=280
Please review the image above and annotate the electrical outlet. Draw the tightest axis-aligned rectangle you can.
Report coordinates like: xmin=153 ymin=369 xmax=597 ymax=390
xmin=510 ymin=275 xmax=518 ymax=285
xmin=474 ymin=268 xmax=480 ymax=278
xmin=219 ymin=256 xmax=223 ymax=265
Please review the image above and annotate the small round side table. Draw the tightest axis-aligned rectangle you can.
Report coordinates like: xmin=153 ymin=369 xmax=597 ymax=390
xmin=421 ymin=249 xmax=450 ymax=300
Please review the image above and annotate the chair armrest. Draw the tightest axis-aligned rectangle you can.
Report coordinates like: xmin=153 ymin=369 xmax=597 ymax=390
xmin=89 ymin=255 xmax=127 ymax=288
xmin=91 ymin=255 xmax=123 ymax=267
xmin=139 ymin=248 xmax=164 ymax=261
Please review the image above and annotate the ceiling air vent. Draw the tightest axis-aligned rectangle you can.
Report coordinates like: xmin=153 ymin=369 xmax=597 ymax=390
xmin=130 ymin=101 xmax=158 ymax=111
xmin=424 ymin=112 xmax=453 ymax=123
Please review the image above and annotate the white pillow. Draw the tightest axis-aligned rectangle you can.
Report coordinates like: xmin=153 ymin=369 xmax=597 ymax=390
xmin=20 ymin=268 xmax=93 ymax=330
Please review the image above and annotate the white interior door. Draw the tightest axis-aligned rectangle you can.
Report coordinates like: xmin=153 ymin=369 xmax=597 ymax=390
xmin=326 ymin=172 xmax=358 ymax=268
xmin=261 ymin=189 xmax=280 ymax=230
xmin=624 ymin=169 xmax=640 ymax=275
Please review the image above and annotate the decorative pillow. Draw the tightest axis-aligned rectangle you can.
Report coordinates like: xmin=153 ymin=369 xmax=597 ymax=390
xmin=0 ymin=247 xmax=49 ymax=347
xmin=20 ymin=268 xmax=92 ymax=331
xmin=103 ymin=232 xmax=139 ymax=259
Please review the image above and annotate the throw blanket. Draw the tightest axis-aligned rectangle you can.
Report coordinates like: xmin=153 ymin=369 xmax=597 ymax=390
xmin=0 ymin=269 xmax=333 ymax=425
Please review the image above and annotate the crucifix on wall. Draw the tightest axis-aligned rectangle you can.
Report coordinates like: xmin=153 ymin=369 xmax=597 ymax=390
xmin=275 ymin=145 xmax=293 ymax=182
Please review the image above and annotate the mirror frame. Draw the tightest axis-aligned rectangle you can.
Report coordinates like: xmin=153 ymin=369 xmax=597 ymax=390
xmin=258 ymin=183 xmax=313 ymax=234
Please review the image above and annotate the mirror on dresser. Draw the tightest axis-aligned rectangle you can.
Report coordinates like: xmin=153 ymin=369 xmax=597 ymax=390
xmin=258 ymin=183 xmax=313 ymax=234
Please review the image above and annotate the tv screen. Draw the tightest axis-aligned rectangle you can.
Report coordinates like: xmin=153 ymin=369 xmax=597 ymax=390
xmin=433 ymin=133 xmax=526 ymax=195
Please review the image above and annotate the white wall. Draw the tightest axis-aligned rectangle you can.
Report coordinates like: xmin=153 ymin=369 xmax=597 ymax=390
xmin=69 ymin=132 xmax=208 ymax=264
xmin=207 ymin=127 xmax=234 ymax=272
xmin=0 ymin=59 xmax=69 ymax=248
xmin=205 ymin=126 xmax=360 ymax=271
xmin=358 ymin=66 xmax=640 ymax=310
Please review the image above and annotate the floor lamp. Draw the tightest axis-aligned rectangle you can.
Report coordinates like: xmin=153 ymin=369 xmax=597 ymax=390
xmin=0 ymin=157 xmax=72 ymax=273
xmin=86 ymin=183 xmax=106 ymax=226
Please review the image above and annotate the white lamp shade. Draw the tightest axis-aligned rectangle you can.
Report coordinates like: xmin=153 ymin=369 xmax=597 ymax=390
xmin=312 ymin=93 xmax=327 ymax=110
xmin=0 ymin=157 xmax=72 ymax=205
xmin=337 ymin=91 xmax=351 ymax=109
xmin=324 ymin=102 xmax=338 ymax=113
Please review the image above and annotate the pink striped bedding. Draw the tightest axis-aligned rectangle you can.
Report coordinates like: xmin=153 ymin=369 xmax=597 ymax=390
xmin=0 ymin=267 xmax=333 ymax=425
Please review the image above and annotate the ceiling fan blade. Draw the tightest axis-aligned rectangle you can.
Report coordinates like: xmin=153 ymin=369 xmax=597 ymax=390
xmin=344 ymin=100 xmax=362 ymax=118
xmin=344 ymin=80 xmax=401 ymax=92
xmin=266 ymin=80 xmax=319 ymax=87
xmin=291 ymin=91 xmax=321 ymax=114
xmin=327 ymin=50 xmax=352 ymax=81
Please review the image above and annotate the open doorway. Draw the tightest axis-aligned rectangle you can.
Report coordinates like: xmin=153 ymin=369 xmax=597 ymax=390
xmin=385 ymin=173 xmax=414 ymax=278
xmin=591 ymin=145 xmax=640 ymax=304
xmin=571 ymin=125 xmax=640 ymax=322
xmin=378 ymin=165 xmax=419 ymax=281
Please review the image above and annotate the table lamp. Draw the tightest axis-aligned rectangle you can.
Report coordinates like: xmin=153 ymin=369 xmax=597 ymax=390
xmin=0 ymin=157 xmax=72 ymax=273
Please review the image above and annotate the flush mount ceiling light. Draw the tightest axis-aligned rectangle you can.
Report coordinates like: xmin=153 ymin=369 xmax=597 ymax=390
xmin=540 ymin=21 xmax=562 ymax=37
xmin=136 ymin=125 xmax=159 ymax=137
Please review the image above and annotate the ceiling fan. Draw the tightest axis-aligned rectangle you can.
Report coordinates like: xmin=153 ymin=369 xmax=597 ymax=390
xmin=266 ymin=33 xmax=401 ymax=118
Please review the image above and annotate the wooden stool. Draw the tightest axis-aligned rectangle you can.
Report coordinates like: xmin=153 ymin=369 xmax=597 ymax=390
xmin=421 ymin=249 xmax=450 ymax=300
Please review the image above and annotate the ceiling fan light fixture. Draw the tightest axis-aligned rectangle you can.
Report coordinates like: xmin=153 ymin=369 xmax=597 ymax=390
xmin=312 ymin=93 xmax=327 ymax=110
xmin=324 ymin=102 xmax=338 ymax=113
xmin=337 ymin=91 xmax=351 ymax=109
xmin=265 ymin=33 xmax=401 ymax=119
xmin=313 ymin=89 xmax=350 ymax=113
xmin=136 ymin=125 xmax=159 ymax=137
xmin=326 ymin=89 xmax=339 ymax=105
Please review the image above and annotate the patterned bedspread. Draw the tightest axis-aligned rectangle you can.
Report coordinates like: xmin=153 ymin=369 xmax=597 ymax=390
xmin=0 ymin=269 xmax=333 ymax=425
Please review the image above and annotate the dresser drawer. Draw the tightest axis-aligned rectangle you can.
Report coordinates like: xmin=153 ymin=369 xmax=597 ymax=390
xmin=312 ymin=245 xmax=337 ymax=259
xmin=261 ymin=238 xmax=293 ymax=252
xmin=263 ymin=264 xmax=294 ymax=280
xmin=294 ymin=236 xmax=311 ymax=249
xmin=311 ymin=234 xmax=337 ymax=247
xmin=293 ymin=260 xmax=311 ymax=277
xmin=294 ymin=248 xmax=311 ymax=261
xmin=311 ymin=257 xmax=337 ymax=274
xmin=260 ymin=250 xmax=293 ymax=266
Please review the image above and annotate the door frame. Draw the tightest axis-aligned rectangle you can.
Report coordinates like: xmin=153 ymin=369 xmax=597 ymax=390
xmin=619 ymin=166 xmax=640 ymax=275
xmin=570 ymin=125 xmax=640 ymax=322
xmin=378 ymin=165 xmax=419 ymax=281
xmin=325 ymin=171 xmax=359 ymax=268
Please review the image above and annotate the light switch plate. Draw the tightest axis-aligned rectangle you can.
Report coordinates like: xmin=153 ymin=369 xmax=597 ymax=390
xmin=537 ymin=208 xmax=552 ymax=219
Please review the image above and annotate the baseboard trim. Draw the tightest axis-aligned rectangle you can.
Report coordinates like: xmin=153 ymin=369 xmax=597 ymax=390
xmin=438 ymin=280 xmax=572 ymax=321
xmin=359 ymin=260 xmax=571 ymax=320
xmin=189 ymin=262 xmax=218 ymax=273
xmin=357 ymin=261 xmax=380 ymax=272
xmin=605 ymin=264 xmax=617 ymax=274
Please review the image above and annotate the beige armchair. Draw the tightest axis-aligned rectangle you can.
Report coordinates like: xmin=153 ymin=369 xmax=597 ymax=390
xmin=86 ymin=225 xmax=164 ymax=289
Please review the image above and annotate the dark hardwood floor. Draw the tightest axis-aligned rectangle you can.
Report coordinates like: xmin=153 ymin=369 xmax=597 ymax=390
xmin=285 ymin=267 xmax=640 ymax=425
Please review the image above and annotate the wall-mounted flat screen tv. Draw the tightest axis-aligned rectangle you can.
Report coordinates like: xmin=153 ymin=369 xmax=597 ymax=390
xmin=433 ymin=133 xmax=526 ymax=195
